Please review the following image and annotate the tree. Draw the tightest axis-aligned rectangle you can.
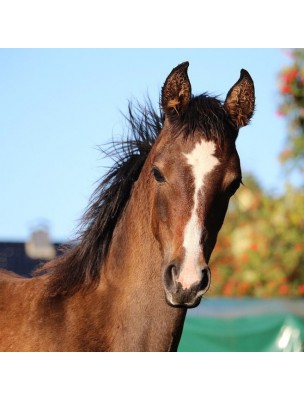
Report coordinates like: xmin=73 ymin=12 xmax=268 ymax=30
xmin=210 ymin=177 xmax=304 ymax=297
xmin=208 ymin=50 xmax=304 ymax=298
xmin=277 ymin=49 xmax=304 ymax=180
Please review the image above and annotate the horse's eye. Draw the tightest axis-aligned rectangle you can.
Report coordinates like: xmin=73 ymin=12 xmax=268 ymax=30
xmin=152 ymin=167 xmax=166 ymax=183
xmin=226 ymin=179 xmax=241 ymax=196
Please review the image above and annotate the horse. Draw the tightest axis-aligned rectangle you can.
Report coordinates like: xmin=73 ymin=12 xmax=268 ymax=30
xmin=0 ymin=62 xmax=255 ymax=351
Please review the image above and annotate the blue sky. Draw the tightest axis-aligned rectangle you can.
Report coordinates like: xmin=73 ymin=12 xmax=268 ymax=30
xmin=0 ymin=49 xmax=296 ymax=241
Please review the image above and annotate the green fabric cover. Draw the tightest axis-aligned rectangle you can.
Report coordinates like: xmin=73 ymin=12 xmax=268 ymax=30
xmin=178 ymin=299 xmax=304 ymax=352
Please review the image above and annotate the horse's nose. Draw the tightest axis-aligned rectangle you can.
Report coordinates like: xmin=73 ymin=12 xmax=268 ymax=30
xmin=163 ymin=263 xmax=211 ymax=308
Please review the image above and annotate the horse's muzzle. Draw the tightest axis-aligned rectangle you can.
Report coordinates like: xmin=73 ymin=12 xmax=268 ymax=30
xmin=163 ymin=263 xmax=211 ymax=308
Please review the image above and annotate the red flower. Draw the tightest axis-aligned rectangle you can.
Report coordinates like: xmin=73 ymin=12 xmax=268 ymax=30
xmin=278 ymin=284 xmax=289 ymax=295
xmin=251 ymin=243 xmax=258 ymax=251
xmin=294 ymin=243 xmax=302 ymax=252
xmin=238 ymin=282 xmax=250 ymax=296
xmin=276 ymin=110 xmax=285 ymax=117
xmin=298 ymin=285 xmax=304 ymax=296
xmin=281 ymin=84 xmax=292 ymax=94
xmin=282 ymin=68 xmax=298 ymax=84
xmin=223 ymin=282 xmax=234 ymax=296
xmin=240 ymin=253 xmax=249 ymax=263
xmin=279 ymin=149 xmax=292 ymax=163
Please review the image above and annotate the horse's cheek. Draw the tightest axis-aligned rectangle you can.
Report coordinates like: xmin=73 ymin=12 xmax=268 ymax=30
xmin=151 ymin=189 xmax=170 ymax=243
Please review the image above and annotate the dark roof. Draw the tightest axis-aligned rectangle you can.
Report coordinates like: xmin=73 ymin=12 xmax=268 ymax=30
xmin=0 ymin=242 xmax=62 ymax=277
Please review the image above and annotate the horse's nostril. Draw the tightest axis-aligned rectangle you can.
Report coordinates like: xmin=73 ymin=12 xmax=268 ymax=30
xmin=164 ymin=263 xmax=179 ymax=291
xmin=199 ymin=267 xmax=211 ymax=292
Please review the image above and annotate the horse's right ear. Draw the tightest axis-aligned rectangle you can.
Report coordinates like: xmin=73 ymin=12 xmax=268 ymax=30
xmin=224 ymin=69 xmax=255 ymax=128
xmin=161 ymin=61 xmax=192 ymax=118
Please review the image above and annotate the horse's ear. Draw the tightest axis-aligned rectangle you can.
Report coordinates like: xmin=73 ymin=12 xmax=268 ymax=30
xmin=161 ymin=61 xmax=191 ymax=117
xmin=224 ymin=69 xmax=255 ymax=128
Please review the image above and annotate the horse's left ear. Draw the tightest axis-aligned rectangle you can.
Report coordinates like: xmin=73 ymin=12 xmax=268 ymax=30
xmin=224 ymin=69 xmax=255 ymax=128
xmin=161 ymin=61 xmax=192 ymax=117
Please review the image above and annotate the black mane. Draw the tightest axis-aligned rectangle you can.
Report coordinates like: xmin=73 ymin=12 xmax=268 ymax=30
xmin=35 ymin=94 xmax=232 ymax=297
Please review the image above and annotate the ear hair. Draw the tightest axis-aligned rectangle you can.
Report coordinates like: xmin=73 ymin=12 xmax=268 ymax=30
xmin=161 ymin=61 xmax=191 ymax=118
xmin=224 ymin=69 xmax=255 ymax=128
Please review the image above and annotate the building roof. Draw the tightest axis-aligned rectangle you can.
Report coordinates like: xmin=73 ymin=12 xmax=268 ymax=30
xmin=0 ymin=241 xmax=62 ymax=277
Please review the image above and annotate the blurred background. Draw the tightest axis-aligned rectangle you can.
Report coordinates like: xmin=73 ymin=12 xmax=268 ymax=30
xmin=0 ymin=48 xmax=303 ymax=351
xmin=211 ymin=49 xmax=304 ymax=299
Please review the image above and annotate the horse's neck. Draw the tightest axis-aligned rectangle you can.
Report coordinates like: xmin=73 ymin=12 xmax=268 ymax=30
xmin=98 ymin=175 xmax=187 ymax=351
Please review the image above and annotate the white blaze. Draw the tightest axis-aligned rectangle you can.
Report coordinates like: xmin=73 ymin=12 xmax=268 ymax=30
xmin=177 ymin=140 xmax=220 ymax=289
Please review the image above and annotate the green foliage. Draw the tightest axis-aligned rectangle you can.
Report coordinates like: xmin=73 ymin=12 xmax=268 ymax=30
xmin=209 ymin=50 xmax=304 ymax=298
xmin=210 ymin=176 xmax=304 ymax=297
xmin=204 ymin=49 xmax=304 ymax=297
xmin=277 ymin=49 xmax=304 ymax=176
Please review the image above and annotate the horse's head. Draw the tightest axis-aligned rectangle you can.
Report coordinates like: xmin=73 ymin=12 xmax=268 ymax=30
xmin=149 ymin=62 xmax=255 ymax=308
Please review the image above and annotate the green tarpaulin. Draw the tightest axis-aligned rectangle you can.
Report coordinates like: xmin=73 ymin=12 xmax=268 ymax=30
xmin=178 ymin=298 xmax=304 ymax=352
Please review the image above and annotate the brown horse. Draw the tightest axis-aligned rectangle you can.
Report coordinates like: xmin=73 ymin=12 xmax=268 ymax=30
xmin=0 ymin=62 xmax=255 ymax=351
